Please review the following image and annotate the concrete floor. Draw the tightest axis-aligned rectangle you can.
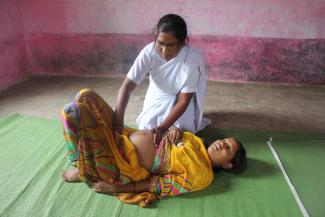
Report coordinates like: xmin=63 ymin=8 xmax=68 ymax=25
xmin=1 ymin=75 xmax=325 ymax=133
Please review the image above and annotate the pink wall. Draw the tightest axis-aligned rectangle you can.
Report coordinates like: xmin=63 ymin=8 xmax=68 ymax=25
xmin=27 ymin=34 xmax=325 ymax=84
xmin=0 ymin=1 xmax=30 ymax=91
xmin=1 ymin=0 xmax=325 ymax=90
xmin=20 ymin=0 xmax=325 ymax=39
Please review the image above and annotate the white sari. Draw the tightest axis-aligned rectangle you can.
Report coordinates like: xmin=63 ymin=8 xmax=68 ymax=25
xmin=127 ymin=42 xmax=208 ymax=133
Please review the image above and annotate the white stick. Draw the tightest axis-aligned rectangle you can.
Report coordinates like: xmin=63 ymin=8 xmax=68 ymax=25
xmin=267 ymin=137 xmax=309 ymax=217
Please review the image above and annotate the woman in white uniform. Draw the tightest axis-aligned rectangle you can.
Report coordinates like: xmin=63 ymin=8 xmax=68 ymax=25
xmin=114 ymin=14 xmax=210 ymax=144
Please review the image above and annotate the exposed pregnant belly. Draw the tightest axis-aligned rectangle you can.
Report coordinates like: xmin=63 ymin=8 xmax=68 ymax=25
xmin=128 ymin=130 xmax=155 ymax=171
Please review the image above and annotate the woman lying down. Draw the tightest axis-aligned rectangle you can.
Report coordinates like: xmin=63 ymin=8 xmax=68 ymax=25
xmin=61 ymin=88 xmax=247 ymax=207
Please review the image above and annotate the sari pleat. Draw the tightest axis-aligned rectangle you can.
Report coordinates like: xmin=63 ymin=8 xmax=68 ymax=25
xmin=61 ymin=88 xmax=158 ymax=207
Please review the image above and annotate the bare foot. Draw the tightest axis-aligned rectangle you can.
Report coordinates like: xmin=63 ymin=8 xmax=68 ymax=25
xmin=92 ymin=181 xmax=116 ymax=194
xmin=61 ymin=167 xmax=81 ymax=182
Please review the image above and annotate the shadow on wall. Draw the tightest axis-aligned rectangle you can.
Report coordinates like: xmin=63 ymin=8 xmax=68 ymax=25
xmin=28 ymin=34 xmax=152 ymax=76
xmin=27 ymin=34 xmax=325 ymax=85
xmin=195 ymin=36 xmax=325 ymax=85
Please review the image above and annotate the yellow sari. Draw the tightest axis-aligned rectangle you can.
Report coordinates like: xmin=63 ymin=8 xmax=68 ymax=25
xmin=61 ymin=88 xmax=213 ymax=207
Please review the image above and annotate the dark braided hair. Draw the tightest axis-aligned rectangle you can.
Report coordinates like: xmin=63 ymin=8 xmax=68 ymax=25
xmin=153 ymin=14 xmax=188 ymax=43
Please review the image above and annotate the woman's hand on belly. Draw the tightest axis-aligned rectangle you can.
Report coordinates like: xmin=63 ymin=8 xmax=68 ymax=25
xmin=166 ymin=127 xmax=183 ymax=145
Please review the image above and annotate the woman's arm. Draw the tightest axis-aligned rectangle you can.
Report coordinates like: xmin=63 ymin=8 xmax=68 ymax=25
xmin=114 ymin=77 xmax=137 ymax=133
xmin=92 ymin=179 xmax=150 ymax=193
xmin=153 ymin=92 xmax=193 ymax=144
xmin=92 ymin=173 xmax=201 ymax=196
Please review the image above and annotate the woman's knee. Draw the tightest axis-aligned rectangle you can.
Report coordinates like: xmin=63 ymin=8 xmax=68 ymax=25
xmin=62 ymin=102 xmax=80 ymax=124
xmin=75 ymin=88 xmax=97 ymax=101
xmin=75 ymin=88 xmax=113 ymax=114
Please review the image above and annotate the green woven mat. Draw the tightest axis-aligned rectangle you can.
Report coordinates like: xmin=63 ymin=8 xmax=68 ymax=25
xmin=270 ymin=134 xmax=325 ymax=217
xmin=1 ymin=114 xmax=321 ymax=217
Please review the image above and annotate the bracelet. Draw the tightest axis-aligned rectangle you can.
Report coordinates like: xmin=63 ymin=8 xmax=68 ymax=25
xmin=159 ymin=126 xmax=167 ymax=132
xmin=157 ymin=126 xmax=167 ymax=135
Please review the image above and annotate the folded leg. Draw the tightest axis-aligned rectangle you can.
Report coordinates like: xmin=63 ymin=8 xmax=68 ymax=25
xmin=61 ymin=88 xmax=120 ymax=185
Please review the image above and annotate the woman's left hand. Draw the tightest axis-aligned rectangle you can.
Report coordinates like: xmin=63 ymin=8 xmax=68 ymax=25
xmin=92 ymin=181 xmax=118 ymax=194
xmin=167 ymin=127 xmax=183 ymax=145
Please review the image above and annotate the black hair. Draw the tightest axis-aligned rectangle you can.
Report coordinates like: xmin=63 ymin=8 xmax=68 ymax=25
xmin=212 ymin=139 xmax=247 ymax=174
xmin=227 ymin=139 xmax=247 ymax=174
xmin=153 ymin=14 xmax=188 ymax=43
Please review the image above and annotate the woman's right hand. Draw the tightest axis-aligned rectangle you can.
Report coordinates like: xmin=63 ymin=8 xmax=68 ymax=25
xmin=112 ymin=112 xmax=124 ymax=134
xmin=151 ymin=127 xmax=166 ymax=145
xmin=114 ymin=124 xmax=123 ymax=134
xmin=114 ymin=77 xmax=137 ymax=134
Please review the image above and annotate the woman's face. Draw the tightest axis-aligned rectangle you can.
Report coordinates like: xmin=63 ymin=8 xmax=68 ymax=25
xmin=155 ymin=32 xmax=184 ymax=61
xmin=207 ymin=138 xmax=239 ymax=170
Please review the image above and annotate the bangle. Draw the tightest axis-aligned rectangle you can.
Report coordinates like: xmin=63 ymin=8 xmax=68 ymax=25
xmin=159 ymin=126 xmax=167 ymax=133
xmin=157 ymin=126 xmax=166 ymax=135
